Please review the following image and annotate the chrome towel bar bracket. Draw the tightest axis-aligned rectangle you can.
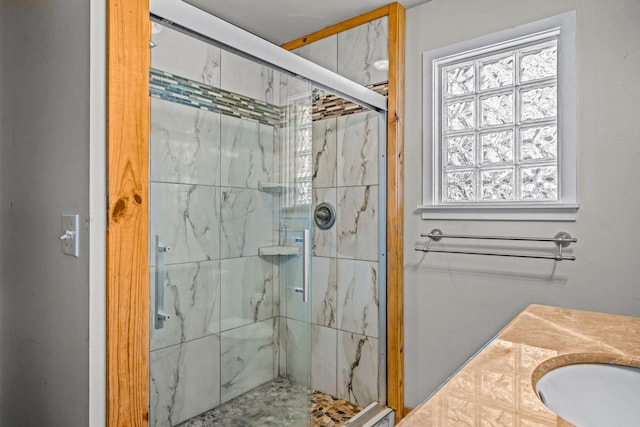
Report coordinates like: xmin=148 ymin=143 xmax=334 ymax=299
xmin=415 ymin=229 xmax=577 ymax=261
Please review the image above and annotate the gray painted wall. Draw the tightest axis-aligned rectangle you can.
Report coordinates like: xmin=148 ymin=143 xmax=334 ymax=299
xmin=0 ymin=1 xmax=91 ymax=425
xmin=404 ymin=0 xmax=640 ymax=407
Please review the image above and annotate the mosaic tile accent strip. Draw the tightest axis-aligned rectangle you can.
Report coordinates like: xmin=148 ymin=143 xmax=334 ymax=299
xmin=151 ymin=66 xmax=387 ymax=126
xmin=150 ymin=68 xmax=281 ymax=127
xmin=177 ymin=378 xmax=363 ymax=427
xmin=313 ymin=82 xmax=388 ymax=121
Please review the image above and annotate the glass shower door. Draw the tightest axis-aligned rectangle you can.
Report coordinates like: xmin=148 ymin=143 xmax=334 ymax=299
xmin=272 ymin=77 xmax=315 ymax=423
xmin=147 ymin=11 xmax=389 ymax=423
xmin=148 ymin=21 xmax=314 ymax=426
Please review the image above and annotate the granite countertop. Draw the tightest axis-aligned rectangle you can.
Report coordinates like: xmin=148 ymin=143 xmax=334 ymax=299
xmin=399 ymin=304 xmax=640 ymax=426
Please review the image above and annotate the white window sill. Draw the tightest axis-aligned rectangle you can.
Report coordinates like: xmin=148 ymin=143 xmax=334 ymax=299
xmin=418 ymin=203 xmax=579 ymax=221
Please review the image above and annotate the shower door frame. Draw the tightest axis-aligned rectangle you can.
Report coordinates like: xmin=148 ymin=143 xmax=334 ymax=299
xmin=106 ymin=0 xmax=403 ymax=426
xmin=282 ymin=6 xmax=406 ymax=418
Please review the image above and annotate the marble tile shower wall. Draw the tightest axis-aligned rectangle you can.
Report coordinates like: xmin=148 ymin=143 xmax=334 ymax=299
xmin=274 ymin=97 xmax=383 ymax=409
xmin=291 ymin=16 xmax=388 ymax=408
xmin=147 ymin=20 xmax=386 ymax=426
xmin=292 ymin=17 xmax=389 ymax=86
xmin=307 ymin=112 xmax=382 ymax=407
xmin=148 ymin=25 xmax=282 ymax=427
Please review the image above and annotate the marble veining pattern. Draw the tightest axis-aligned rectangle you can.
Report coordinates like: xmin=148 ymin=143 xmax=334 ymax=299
xmin=220 ymin=256 xmax=273 ymax=331
xmin=150 ymin=21 xmax=387 ymax=424
xmin=220 ymin=188 xmax=274 ymax=258
xmin=311 ymin=257 xmax=337 ymax=328
xmin=220 ymin=115 xmax=274 ymax=188
xmin=337 ymin=111 xmax=379 ymax=187
xmin=150 ymin=261 xmax=221 ymax=352
xmin=337 ymin=17 xmax=389 ymax=86
xmin=220 ymin=320 xmax=275 ymax=403
xmin=220 ymin=50 xmax=277 ymax=105
xmin=150 ymin=335 xmax=221 ymax=427
xmin=285 ymin=318 xmax=311 ymax=386
xmin=312 ymin=118 xmax=338 ymax=188
xmin=311 ymin=325 xmax=338 ymax=396
xmin=337 ymin=259 xmax=379 ymax=338
xmin=150 ymin=183 xmax=220 ymax=266
xmin=337 ymin=185 xmax=379 ymax=262
xmin=337 ymin=331 xmax=379 ymax=406
xmin=152 ymin=23 xmax=221 ymax=87
xmin=151 ymin=98 xmax=221 ymax=186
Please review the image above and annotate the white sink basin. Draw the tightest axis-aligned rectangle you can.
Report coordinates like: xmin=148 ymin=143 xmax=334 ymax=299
xmin=536 ymin=363 xmax=640 ymax=427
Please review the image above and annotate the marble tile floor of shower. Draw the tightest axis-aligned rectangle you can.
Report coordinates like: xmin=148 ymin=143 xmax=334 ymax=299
xmin=177 ymin=377 xmax=363 ymax=427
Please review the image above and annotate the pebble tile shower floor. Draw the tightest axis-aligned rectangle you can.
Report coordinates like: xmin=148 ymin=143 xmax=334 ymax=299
xmin=177 ymin=378 xmax=363 ymax=427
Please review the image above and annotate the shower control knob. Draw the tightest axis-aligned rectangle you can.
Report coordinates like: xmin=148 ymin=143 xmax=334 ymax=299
xmin=315 ymin=210 xmax=330 ymax=220
xmin=314 ymin=202 xmax=336 ymax=230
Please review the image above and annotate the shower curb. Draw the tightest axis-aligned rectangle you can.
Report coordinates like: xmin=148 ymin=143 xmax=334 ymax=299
xmin=346 ymin=402 xmax=395 ymax=427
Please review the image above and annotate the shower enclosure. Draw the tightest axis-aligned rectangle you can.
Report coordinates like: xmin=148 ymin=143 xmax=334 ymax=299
xmin=148 ymin=2 xmax=388 ymax=425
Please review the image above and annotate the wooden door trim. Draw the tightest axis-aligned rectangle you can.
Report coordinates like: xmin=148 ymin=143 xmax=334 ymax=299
xmin=280 ymin=4 xmax=392 ymax=51
xmin=281 ymin=3 xmax=406 ymax=421
xmin=386 ymin=4 xmax=405 ymax=422
xmin=107 ymin=0 xmax=150 ymax=425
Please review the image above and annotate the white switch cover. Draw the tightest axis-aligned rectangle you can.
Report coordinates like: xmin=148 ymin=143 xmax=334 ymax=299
xmin=61 ymin=214 xmax=79 ymax=257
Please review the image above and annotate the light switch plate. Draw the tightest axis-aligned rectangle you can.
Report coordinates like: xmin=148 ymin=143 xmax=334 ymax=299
xmin=61 ymin=214 xmax=79 ymax=257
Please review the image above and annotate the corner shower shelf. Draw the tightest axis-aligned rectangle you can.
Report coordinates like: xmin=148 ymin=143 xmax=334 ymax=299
xmin=258 ymin=181 xmax=287 ymax=192
xmin=258 ymin=246 xmax=300 ymax=256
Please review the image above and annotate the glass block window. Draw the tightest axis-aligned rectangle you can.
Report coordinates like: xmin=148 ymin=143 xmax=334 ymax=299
xmin=284 ymin=95 xmax=313 ymax=207
xmin=293 ymin=101 xmax=312 ymax=206
xmin=441 ymin=39 xmax=558 ymax=203
xmin=422 ymin=12 xmax=577 ymax=220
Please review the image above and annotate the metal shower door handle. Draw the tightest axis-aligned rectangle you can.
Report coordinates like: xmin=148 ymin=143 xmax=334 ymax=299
xmin=154 ymin=235 xmax=171 ymax=329
xmin=294 ymin=229 xmax=310 ymax=302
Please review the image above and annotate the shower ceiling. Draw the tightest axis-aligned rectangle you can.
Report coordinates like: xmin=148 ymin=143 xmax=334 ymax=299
xmin=184 ymin=0 xmax=432 ymax=45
